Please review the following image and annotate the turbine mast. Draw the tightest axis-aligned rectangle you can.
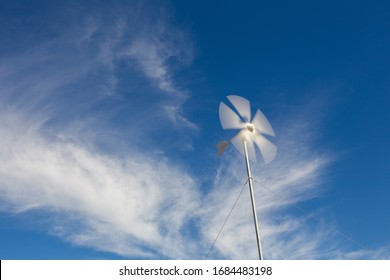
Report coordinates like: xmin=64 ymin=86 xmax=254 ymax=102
xmin=243 ymin=140 xmax=263 ymax=260
xmin=218 ymin=95 xmax=275 ymax=260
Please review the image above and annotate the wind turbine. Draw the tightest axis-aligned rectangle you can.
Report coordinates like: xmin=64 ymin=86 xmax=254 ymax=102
xmin=217 ymin=95 xmax=277 ymax=260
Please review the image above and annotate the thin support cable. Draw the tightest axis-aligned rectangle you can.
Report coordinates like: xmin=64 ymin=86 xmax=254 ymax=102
xmin=204 ymin=180 xmax=248 ymax=260
xmin=252 ymin=178 xmax=373 ymax=253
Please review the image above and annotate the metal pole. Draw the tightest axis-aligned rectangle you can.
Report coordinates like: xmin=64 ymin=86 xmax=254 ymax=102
xmin=243 ymin=140 xmax=263 ymax=260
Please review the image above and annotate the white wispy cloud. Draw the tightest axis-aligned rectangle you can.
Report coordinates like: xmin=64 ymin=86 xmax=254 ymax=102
xmin=0 ymin=2 xmax=200 ymax=259
xmin=0 ymin=107 xmax=200 ymax=259
xmin=121 ymin=25 xmax=196 ymax=129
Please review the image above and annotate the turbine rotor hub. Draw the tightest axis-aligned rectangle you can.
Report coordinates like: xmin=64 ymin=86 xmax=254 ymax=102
xmin=245 ymin=123 xmax=255 ymax=132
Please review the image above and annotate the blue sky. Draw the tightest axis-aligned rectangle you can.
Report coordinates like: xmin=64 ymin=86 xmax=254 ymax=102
xmin=0 ymin=0 xmax=389 ymax=259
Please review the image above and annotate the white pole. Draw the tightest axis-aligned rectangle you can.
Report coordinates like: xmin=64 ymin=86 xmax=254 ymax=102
xmin=243 ymin=140 xmax=263 ymax=260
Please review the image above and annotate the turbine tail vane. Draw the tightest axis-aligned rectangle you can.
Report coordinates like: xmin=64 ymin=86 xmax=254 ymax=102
xmin=217 ymin=140 xmax=230 ymax=156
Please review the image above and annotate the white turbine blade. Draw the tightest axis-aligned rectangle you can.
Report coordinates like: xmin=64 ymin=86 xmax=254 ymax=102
xmin=231 ymin=135 xmax=244 ymax=158
xmin=231 ymin=132 xmax=257 ymax=161
xmin=219 ymin=101 xmax=245 ymax=129
xmin=246 ymin=137 xmax=257 ymax=162
xmin=252 ymin=109 xmax=275 ymax=136
xmin=253 ymin=134 xmax=277 ymax=164
xmin=227 ymin=95 xmax=251 ymax=122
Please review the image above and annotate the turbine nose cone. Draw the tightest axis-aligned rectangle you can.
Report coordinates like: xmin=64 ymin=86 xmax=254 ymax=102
xmin=246 ymin=123 xmax=254 ymax=132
